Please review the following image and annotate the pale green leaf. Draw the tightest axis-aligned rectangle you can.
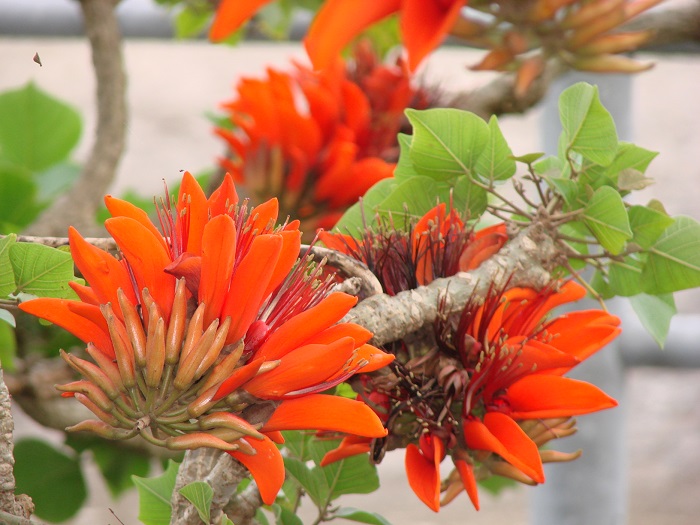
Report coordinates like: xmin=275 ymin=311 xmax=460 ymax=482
xmin=284 ymin=457 xmax=328 ymax=509
xmin=559 ymin=83 xmax=618 ymax=166
xmin=605 ymin=142 xmax=658 ymax=177
xmin=0 ymin=234 xmax=17 ymax=297
xmin=608 ymin=256 xmax=643 ymax=296
xmin=335 ymin=507 xmax=393 ymax=525
xmin=512 ymin=152 xmax=545 ymax=165
xmin=272 ymin=502 xmax=304 ymax=525
xmin=582 ymin=186 xmax=632 ymax=254
xmin=0 ymin=309 xmax=15 ymax=328
xmin=641 ymin=216 xmax=700 ymax=293
xmin=393 ymin=133 xmax=419 ymax=181
xmin=474 ymin=115 xmax=516 ymax=182
xmin=9 ymin=242 xmax=80 ymax=298
xmin=0 ymin=82 xmax=81 ymax=171
xmin=179 ymin=481 xmax=213 ymax=524
xmin=629 ymin=293 xmax=676 ymax=348
xmin=174 ymin=5 xmax=211 ymax=38
xmin=0 ymin=320 xmax=16 ymax=371
xmin=308 ymin=439 xmax=379 ymax=501
xmin=617 ymin=169 xmax=654 ymax=191
xmin=132 ymin=460 xmax=180 ymax=525
xmin=628 ymin=205 xmax=674 ymax=249
xmin=406 ymin=108 xmax=489 ymax=180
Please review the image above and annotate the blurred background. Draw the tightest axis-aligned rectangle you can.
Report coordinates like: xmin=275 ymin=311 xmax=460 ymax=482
xmin=2 ymin=0 xmax=700 ymax=523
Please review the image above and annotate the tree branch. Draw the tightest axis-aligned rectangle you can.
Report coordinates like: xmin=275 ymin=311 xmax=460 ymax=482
xmin=0 ymin=370 xmax=34 ymax=520
xmin=27 ymin=0 xmax=127 ymax=236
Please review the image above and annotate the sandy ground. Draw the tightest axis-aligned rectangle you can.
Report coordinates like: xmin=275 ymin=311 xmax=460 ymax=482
xmin=3 ymin=38 xmax=700 ymax=524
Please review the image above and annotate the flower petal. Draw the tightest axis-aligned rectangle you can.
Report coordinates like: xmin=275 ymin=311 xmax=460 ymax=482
xmin=228 ymin=434 xmax=284 ymax=505
xmin=401 ymin=0 xmax=464 ymax=71
xmin=320 ymin=437 xmax=371 ymax=466
xmin=263 ymin=229 xmax=301 ymax=298
xmin=199 ymin=214 xmax=237 ymax=327
xmin=105 ymin=217 xmax=176 ymax=321
xmin=245 ymin=337 xmax=356 ymax=399
xmin=304 ymin=0 xmax=401 ymax=70
xmin=261 ymin=394 xmax=387 ymax=437
xmin=256 ymin=292 xmax=357 ymax=360
xmin=222 ymin=234 xmax=283 ymax=344
xmin=213 ymin=357 xmax=264 ymax=401
xmin=19 ymin=299 xmax=114 ymax=358
xmin=507 ymin=375 xmax=618 ymax=419
xmin=208 ymin=173 xmax=239 ymax=217
xmin=405 ymin=438 xmax=443 ymax=512
xmin=104 ymin=195 xmax=168 ymax=253
xmin=176 ymin=171 xmax=208 ymax=256
xmin=454 ymin=459 xmax=480 ymax=510
xmin=210 ymin=0 xmax=273 ymax=42
xmin=463 ymin=412 xmax=544 ymax=483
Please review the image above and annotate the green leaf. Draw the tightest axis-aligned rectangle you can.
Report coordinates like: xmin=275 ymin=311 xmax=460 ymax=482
xmin=628 ymin=205 xmax=674 ymax=249
xmin=0 ymin=320 xmax=17 ymax=371
xmin=0 ymin=308 xmax=15 ymax=328
xmin=308 ymin=439 xmax=379 ymax=501
xmin=582 ymin=186 xmax=632 ymax=255
xmin=605 ymin=142 xmax=658 ymax=177
xmin=132 ymin=459 xmax=180 ymax=525
xmin=272 ymin=502 xmax=304 ymax=525
xmin=474 ymin=115 xmax=516 ymax=182
xmin=34 ymin=161 xmax=81 ymax=203
xmin=641 ymin=216 xmax=700 ymax=293
xmin=559 ymin=83 xmax=618 ymax=166
xmin=512 ymin=152 xmax=545 ymax=164
xmin=13 ymin=438 xmax=87 ymax=522
xmin=545 ymin=176 xmax=579 ymax=209
xmin=0 ymin=163 xmax=42 ymax=232
xmin=0 ymin=82 xmax=81 ymax=171
xmin=0 ymin=233 xmax=17 ymax=297
xmin=174 ymin=6 xmax=212 ymax=38
xmin=9 ymin=242 xmax=80 ymax=298
xmin=617 ymin=169 xmax=654 ymax=191
xmin=221 ymin=517 xmax=235 ymax=525
xmin=283 ymin=457 xmax=327 ymax=509
xmin=393 ymin=133 xmax=420 ymax=181
xmin=629 ymin=293 xmax=676 ymax=348
xmin=406 ymin=108 xmax=489 ymax=180
xmin=334 ymin=507 xmax=392 ymax=525
xmin=179 ymin=481 xmax=213 ymax=524
xmin=333 ymin=178 xmax=397 ymax=235
xmin=282 ymin=430 xmax=314 ymax=462
xmin=608 ymin=256 xmax=643 ymax=296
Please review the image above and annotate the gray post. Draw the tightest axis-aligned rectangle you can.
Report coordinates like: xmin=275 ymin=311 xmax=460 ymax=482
xmin=531 ymin=72 xmax=633 ymax=525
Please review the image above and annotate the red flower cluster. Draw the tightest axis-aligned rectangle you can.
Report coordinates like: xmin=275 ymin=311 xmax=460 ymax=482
xmin=322 ymin=280 xmax=620 ymax=511
xmin=215 ymin=44 xmax=429 ymax=234
xmin=20 ymin=172 xmax=393 ymax=504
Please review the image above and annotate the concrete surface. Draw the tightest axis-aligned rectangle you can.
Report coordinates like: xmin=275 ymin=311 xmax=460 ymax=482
xmin=3 ymin=38 xmax=700 ymax=524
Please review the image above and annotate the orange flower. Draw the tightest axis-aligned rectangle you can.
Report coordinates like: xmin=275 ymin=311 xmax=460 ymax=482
xmin=210 ymin=0 xmax=466 ymax=71
xmin=216 ymin=44 xmax=428 ymax=235
xmin=319 ymin=203 xmax=508 ymax=294
xmin=19 ymin=172 xmax=393 ymax=505
xmin=322 ymin=280 xmax=620 ymax=511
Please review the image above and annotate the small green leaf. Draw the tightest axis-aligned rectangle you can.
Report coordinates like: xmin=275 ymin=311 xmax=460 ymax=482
xmin=308 ymin=439 xmax=379 ymax=501
xmin=0 ymin=308 xmax=15 ymax=327
xmin=605 ymin=142 xmax=658 ymax=177
xmin=0 ymin=233 xmax=17 ymax=297
xmin=641 ymin=216 xmax=700 ymax=293
xmin=221 ymin=516 xmax=235 ymax=525
xmin=0 ymin=82 xmax=81 ymax=171
xmin=179 ymin=481 xmax=213 ymax=524
xmin=13 ymin=438 xmax=87 ymax=522
xmin=0 ymin=319 xmax=17 ymax=371
xmin=617 ymin=169 xmax=654 ymax=191
xmin=9 ymin=242 xmax=80 ymax=298
xmin=333 ymin=178 xmax=397 ymax=235
xmin=284 ymin=457 xmax=327 ymax=509
xmin=474 ymin=115 xmax=516 ymax=182
xmin=629 ymin=293 xmax=676 ymax=348
xmin=272 ymin=502 xmax=304 ymax=525
xmin=406 ymin=108 xmax=489 ymax=180
xmin=582 ymin=186 xmax=632 ymax=254
xmin=174 ymin=5 xmax=212 ymax=38
xmin=133 ymin=459 xmax=180 ymax=525
xmin=0 ymin=163 xmax=43 ymax=232
xmin=628 ymin=205 xmax=674 ymax=249
xmin=559 ymin=83 xmax=618 ymax=166
xmin=512 ymin=152 xmax=545 ymax=164
xmin=546 ymin=176 xmax=579 ymax=209
xmin=281 ymin=430 xmax=314 ymax=462
xmin=334 ymin=507 xmax=392 ymax=525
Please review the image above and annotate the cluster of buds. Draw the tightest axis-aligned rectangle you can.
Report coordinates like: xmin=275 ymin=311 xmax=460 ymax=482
xmin=454 ymin=0 xmax=662 ymax=95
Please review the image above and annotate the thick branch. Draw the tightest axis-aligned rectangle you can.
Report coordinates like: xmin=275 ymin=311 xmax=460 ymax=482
xmin=343 ymin=224 xmax=559 ymax=346
xmin=627 ymin=0 xmax=700 ymax=49
xmin=27 ymin=0 xmax=127 ymax=236
xmin=0 ymin=370 xmax=34 ymax=520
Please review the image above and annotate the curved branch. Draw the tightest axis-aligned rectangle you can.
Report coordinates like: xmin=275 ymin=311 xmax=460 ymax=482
xmin=342 ymin=224 xmax=559 ymax=346
xmin=306 ymin=244 xmax=383 ymax=297
xmin=27 ymin=0 xmax=127 ymax=236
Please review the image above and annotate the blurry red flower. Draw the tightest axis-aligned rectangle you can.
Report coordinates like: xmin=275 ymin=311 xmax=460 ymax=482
xmin=216 ymin=44 xmax=429 ymax=235
xmin=210 ymin=0 xmax=466 ymax=71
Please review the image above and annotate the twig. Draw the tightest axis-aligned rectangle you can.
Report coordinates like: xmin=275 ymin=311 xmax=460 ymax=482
xmin=305 ymin=244 xmax=383 ymax=297
xmin=26 ymin=0 xmax=127 ymax=236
